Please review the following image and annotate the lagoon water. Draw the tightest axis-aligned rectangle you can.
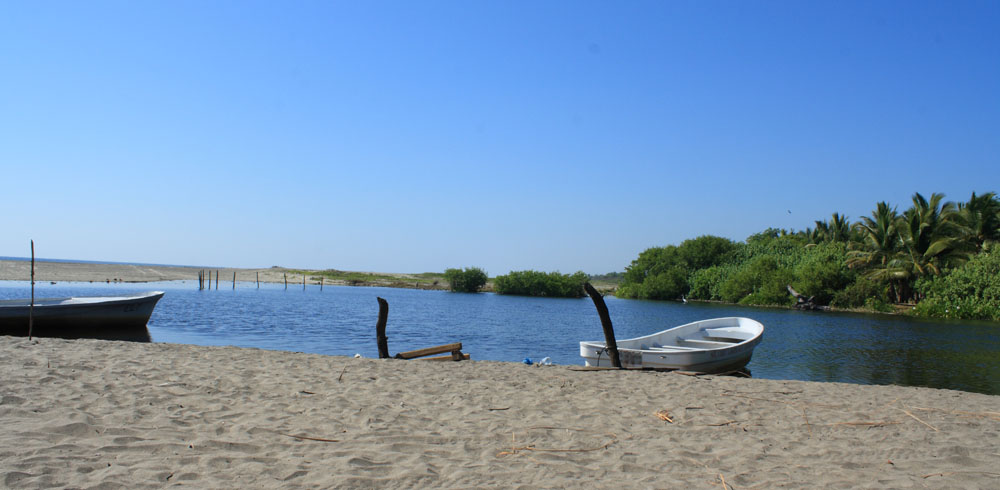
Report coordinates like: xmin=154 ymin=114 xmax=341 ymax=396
xmin=2 ymin=280 xmax=999 ymax=396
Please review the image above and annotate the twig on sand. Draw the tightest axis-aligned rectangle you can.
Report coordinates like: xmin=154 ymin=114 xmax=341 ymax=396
xmin=827 ymin=421 xmax=901 ymax=428
xmin=896 ymin=407 xmax=939 ymax=432
xmin=922 ymin=471 xmax=1000 ymax=479
xmin=338 ymin=366 xmax=347 ymax=382
xmin=280 ymin=433 xmax=340 ymax=443
xmin=655 ymin=410 xmax=674 ymax=423
xmin=488 ymin=407 xmax=511 ymax=411
xmin=719 ymin=472 xmax=730 ymax=489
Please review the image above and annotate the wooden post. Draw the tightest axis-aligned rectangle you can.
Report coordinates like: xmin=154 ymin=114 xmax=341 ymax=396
xmin=303 ymin=274 xmax=306 ymax=290
xmin=584 ymin=282 xmax=621 ymax=368
xmin=198 ymin=270 xmax=203 ymax=290
xmin=207 ymin=269 xmax=211 ymax=290
xmin=284 ymin=273 xmax=287 ymax=290
xmin=215 ymin=270 xmax=219 ymax=290
xmin=29 ymin=240 xmax=35 ymax=340
xmin=376 ymin=297 xmax=389 ymax=358
xmin=320 ymin=276 xmax=324 ymax=291
xmin=256 ymin=271 xmax=259 ymax=289
xmin=233 ymin=271 xmax=236 ymax=290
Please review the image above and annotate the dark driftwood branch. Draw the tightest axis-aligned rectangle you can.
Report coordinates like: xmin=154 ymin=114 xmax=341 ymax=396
xmin=376 ymin=297 xmax=390 ymax=358
xmin=29 ymin=240 xmax=35 ymax=339
xmin=787 ymin=285 xmax=830 ymax=311
xmin=584 ymin=282 xmax=621 ymax=368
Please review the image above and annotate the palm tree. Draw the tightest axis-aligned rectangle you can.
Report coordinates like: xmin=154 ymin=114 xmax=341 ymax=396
xmin=898 ymin=192 xmax=971 ymax=279
xmin=959 ymin=191 xmax=1000 ymax=249
xmin=848 ymin=202 xmax=906 ymax=301
xmin=828 ymin=212 xmax=851 ymax=242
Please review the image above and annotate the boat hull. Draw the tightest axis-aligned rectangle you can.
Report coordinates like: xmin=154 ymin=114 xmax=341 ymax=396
xmin=0 ymin=292 xmax=164 ymax=342
xmin=580 ymin=317 xmax=764 ymax=373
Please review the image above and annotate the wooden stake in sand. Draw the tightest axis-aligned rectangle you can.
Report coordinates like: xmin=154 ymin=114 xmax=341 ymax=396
xmin=376 ymin=297 xmax=390 ymax=358
xmin=584 ymin=282 xmax=621 ymax=369
xmin=28 ymin=240 xmax=35 ymax=340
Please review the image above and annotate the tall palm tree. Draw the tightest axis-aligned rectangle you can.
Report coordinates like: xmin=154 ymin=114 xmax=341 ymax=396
xmin=848 ymin=202 xmax=906 ymax=301
xmin=898 ymin=192 xmax=971 ymax=278
xmin=828 ymin=212 xmax=851 ymax=242
xmin=959 ymin=191 xmax=1000 ymax=249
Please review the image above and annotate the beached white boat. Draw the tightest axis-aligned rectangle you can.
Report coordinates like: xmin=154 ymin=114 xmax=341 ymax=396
xmin=579 ymin=317 xmax=764 ymax=372
xmin=0 ymin=291 xmax=164 ymax=342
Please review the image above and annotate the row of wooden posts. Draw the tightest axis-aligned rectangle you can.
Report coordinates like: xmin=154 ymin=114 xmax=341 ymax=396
xmin=369 ymin=283 xmax=620 ymax=366
xmin=197 ymin=270 xmax=324 ymax=291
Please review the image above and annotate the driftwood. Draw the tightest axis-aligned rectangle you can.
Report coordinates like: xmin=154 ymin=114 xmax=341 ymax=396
xmin=584 ymin=282 xmax=622 ymax=368
xmin=373 ymin=297 xmax=467 ymax=361
xmin=375 ymin=297 xmax=390 ymax=358
xmin=787 ymin=285 xmax=830 ymax=311
xmin=395 ymin=342 xmax=463 ymax=360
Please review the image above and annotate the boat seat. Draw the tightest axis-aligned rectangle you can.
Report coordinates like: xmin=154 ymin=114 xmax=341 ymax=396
xmin=646 ymin=345 xmax=701 ymax=352
xmin=678 ymin=338 xmax=735 ymax=348
xmin=703 ymin=328 xmax=751 ymax=341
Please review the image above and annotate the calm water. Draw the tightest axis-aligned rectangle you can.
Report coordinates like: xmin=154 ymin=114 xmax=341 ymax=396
xmin=3 ymin=280 xmax=999 ymax=395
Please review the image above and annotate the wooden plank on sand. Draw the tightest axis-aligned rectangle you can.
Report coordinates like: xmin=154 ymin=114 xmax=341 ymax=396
xmin=395 ymin=342 xmax=463 ymax=360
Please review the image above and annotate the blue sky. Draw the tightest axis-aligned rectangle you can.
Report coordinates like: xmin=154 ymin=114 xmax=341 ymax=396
xmin=2 ymin=1 xmax=998 ymax=274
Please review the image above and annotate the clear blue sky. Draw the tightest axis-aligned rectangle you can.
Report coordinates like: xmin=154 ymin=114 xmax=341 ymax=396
xmin=2 ymin=1 xmax=998 ymax=274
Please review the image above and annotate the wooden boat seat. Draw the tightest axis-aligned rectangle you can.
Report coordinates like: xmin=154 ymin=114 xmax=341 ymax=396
xmin=678 ymin=338 xmax=736 ymax=348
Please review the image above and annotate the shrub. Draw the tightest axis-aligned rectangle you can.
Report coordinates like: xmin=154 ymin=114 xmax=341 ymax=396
xmin=494 ymin=270 xmax=588 ymax=297
xmin=831 ymin=276 xmax=889 ymax=308
xmin=443 ymin=267 xmax=488 ymax=293
xmin=791 ymin=242 xmax=854 ymax=305
xmin=912 ymin=251 xmax=1000 ymax=320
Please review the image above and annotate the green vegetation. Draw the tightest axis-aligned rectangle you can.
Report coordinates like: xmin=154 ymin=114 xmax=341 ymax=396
xmin=443 ymin=267 xmax=489 ymax=293
xmin=617 ymin=191 xmax=1000 ymax=320
xmin=289 ymin=269 xmax=446 ymax=289
xmin=493 ymin=270 xmax=589 ymax=297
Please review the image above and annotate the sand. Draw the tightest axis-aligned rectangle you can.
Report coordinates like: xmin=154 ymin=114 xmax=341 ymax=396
xmin=1 ymin=337 xmax=998 ymax=488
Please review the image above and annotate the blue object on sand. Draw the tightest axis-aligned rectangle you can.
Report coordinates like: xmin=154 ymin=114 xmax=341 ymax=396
xmin=522 ymin=357 xmax=533 ymax=365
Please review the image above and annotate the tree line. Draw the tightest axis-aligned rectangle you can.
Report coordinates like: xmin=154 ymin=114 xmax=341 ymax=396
xmin=616 ymin=192 xmax=1000 ymax=321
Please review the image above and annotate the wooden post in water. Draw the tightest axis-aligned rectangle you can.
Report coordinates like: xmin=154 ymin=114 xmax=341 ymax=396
xmin=208 ymin=269 xmax=212 ymax=290
xmin=284 ymin=273 xmax=287 ymax=290
xmin=29 ymin=240 xmax=35 ymax=340
xmin=256 ymin=271 xmax=259 ymax=289
xmin=375 ymin=297 xmax=390 ymax=358
xmin=303 ymin=274 xmax=306 ymax=291
xmin=215 ymin=270 xmax=219 ymax=290
xmin=198 ymin=270 xmax=203 ymax=290
xmin=584 ymin=282 xmax=621 ymax=368
xmin=233 ymin=271 xmax=236 ymax=290
xmin=320 ymin=276 xmax=324 ymax=291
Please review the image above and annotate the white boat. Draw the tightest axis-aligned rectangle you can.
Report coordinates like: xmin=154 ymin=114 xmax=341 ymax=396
xmin=0 ymin=291 xmax=164 ymax=342
xmin=579 ymin=317 xmax=764 ymax=372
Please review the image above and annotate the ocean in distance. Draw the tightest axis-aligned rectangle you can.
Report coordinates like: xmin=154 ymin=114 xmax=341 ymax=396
xmin=2 ymin=280 xmax=998 ymax=396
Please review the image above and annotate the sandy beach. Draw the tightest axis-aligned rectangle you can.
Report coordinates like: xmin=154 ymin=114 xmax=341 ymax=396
xmin=1 ymin=337 xmax=998 ymax=488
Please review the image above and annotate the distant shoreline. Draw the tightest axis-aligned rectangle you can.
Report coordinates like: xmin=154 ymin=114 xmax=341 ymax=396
xmin=0 ymin=259 xmax=447 ymax=290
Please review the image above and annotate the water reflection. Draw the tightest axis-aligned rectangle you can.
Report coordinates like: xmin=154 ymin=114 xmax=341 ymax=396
xmin=1 ymin=281 xmax=998 ymax=395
